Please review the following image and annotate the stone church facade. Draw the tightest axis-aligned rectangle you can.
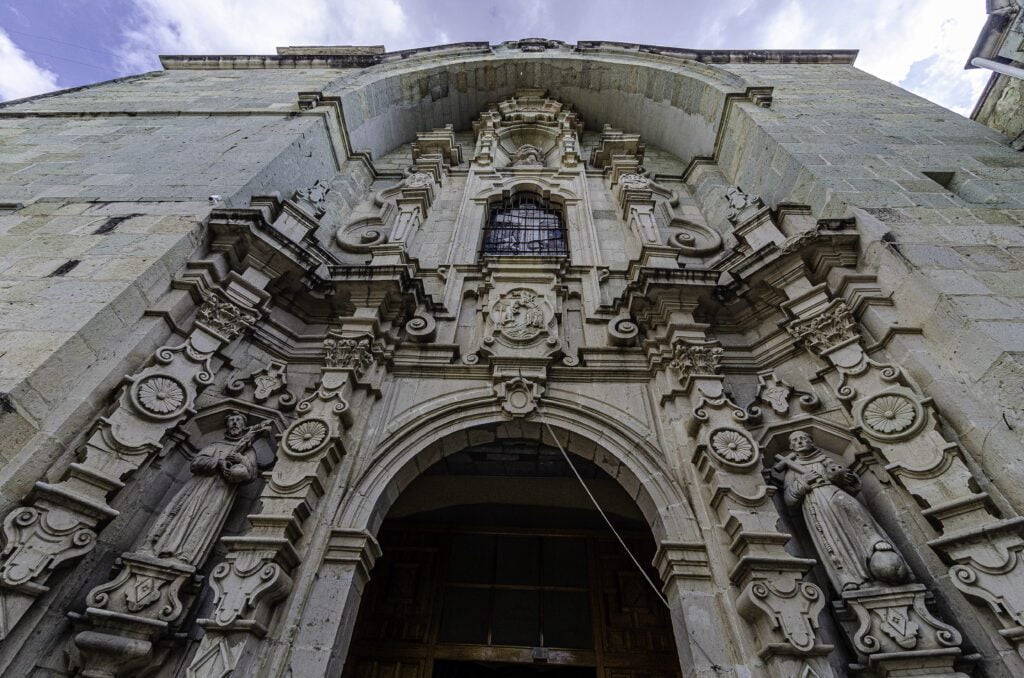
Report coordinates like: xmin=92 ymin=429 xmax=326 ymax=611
xmin=1 ymin=38 xmax=1024 ymax=678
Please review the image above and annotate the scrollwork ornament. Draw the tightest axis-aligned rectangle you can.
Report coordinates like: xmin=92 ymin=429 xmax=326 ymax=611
xmin=606 ymin=316 xmax=639 ymax=347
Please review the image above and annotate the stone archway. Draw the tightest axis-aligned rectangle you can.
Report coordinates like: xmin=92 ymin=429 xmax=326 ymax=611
xmin=270 ymin=396 xmax=739 ymax=678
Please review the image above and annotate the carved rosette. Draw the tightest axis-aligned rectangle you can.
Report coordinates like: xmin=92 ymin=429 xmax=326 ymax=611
xmin=854 ymin=389 xmax=925 ymax=442
xmin=280 ymin=418 xmax=330 ymax=459
xmin=706 ymin=428 xmax=759 ymax=469
xmin=130 ymin=374 xmax=188 ymax=420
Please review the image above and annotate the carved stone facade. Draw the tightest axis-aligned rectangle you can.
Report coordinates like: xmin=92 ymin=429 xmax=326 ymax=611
xmin=1 ymin=39 xmax=1024 ymax=678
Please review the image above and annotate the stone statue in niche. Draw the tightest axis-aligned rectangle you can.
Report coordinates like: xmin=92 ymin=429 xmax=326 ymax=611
xmin=775 ymin=430 xmax=910 ymax=592
xmin=512 ymin=143 xmax=544 ymax=167
xmin=141 ymin=411 xmax=269 ymax=564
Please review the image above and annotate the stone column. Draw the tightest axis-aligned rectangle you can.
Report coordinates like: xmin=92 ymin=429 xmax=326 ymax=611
xmin=777 ymin=270 xmax=1021 ymax=669
xmin=274 ymin=529 xmax=380 ymax=678
xmin=186 ymin=321 xmax=381 ymax=678
xmin=655 ymin=541 xmax=745 ymax=677
xmin=0 ymin=271 xmax=268 ymax=643
xmin=645 ymin=298 xmax=837 ymax=678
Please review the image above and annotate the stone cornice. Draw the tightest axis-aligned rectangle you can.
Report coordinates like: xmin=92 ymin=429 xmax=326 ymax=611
xmin=159 ymin=42 xmax=858 ymax=71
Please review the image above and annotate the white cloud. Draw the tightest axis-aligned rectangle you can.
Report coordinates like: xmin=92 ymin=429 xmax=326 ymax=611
xmin=0 ymin=29 xmax=60 ymax=102
xmin=757 ymin=0 xmax=989 ymax=116
xmin=118 ymin=0 xmax=424 ymax=73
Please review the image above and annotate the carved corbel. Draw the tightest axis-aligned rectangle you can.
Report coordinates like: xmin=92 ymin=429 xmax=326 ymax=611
xmin=0 ymin=274 xmax=267 ymax=642
xmin=494 ymin=377 xmax=544 ymax=418
xmin=779 ymin=282 xmax=1024 ymax=663
xmin=663 ymin=338 xmax=833 ymax=672
xmin=187 ymin=327 xmax=374 ymax=677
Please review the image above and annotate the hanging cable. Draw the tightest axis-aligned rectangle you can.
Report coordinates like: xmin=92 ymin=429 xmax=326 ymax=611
xmin=535 ymin=404 xmax=724 ymax=674
xmin=536 ymin=404 xmax=667 ymax=606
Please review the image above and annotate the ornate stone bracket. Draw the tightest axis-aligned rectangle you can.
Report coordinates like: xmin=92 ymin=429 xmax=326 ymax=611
xmin=185 ymin=327 xmax=374 ymax=678
xmin=0 ymin=274 xmax=267 ymax=642
xmin=335 ymin=170 xmax=436 ymax=254
xmin=660 ymin=333 xmax=834 ymax=673
xmin=779 ymin=280 xmax=1024 ymax=662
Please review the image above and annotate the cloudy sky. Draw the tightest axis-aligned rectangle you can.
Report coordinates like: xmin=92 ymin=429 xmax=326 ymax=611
xmin=0 ymin=0 xmax=992 ymax=116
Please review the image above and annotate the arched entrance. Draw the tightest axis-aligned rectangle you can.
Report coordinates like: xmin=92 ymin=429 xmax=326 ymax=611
xmin=342 ymin=434 xmax=682 ymax=678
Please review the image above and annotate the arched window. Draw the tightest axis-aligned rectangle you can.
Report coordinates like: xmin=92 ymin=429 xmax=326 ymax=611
xmin=482 ymin=193 xmax=567 ymax=256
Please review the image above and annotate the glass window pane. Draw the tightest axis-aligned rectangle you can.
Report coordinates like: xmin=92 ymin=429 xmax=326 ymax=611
xmin=447 ymin=534 xmax=494 ymax=584
xmin=542 ymin=537 xmax=588 ymax=587
xmin=438 ymin=587 xmax=490 ymax=644
xmin=491 ymin=589 xmax=540 ymax=646
xmin=495 ymin=535 xmax=539 ymax=585
xmin=543 ymin=590 xmax=593 ymax=649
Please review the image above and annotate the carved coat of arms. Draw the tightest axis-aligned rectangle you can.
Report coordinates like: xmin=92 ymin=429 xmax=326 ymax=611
xmin=489 ymin=289 xmax=547 ymax=341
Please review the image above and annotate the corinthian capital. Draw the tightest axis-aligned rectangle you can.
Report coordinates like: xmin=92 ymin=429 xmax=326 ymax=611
xmin=787 ymin=300 xmax=858 ymax=355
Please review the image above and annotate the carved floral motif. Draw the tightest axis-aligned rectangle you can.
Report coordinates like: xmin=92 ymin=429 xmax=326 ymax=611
xmin=788 ymin=302 xmax=858 ymax=355
xmin=324 ymin=335 xmax=375 ymax=371
xmin=862 ymin=394 xmax=917 ymax=434
xmin=196 ymin=290 xmax=259 ymax=339
xmin=284 ymin=419 xmax=329 ymax=454
xmin=710 ymin=429 xmax=755 ymax=464
xmin=669 ymin=341 xmax=723 ymax=379
xmin=135 ymin=376 xmax=186 ymax=416
xmin=619 ymin=173 xmax=651 ymax=190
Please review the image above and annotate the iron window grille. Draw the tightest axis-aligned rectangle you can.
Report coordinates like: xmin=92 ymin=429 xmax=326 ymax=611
xmin=482 ymin=193 xmax=568 ymax=256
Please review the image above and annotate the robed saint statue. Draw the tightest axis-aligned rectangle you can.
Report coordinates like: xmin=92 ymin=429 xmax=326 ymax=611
xmin=141 ymin=411 xmax=269 ymax=565
xmin=776 ymin=430 xmax=910 ymax=592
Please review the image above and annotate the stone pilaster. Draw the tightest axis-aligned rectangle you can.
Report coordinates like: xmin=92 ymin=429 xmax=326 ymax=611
xmin=185 ymin=319 xmax=381 ymax=678
xmin=650 ymin=300 xmax=836 ymax=677
xmin=779 ymin=275 xmax=1020 ymax=667
xmin=0 ymin=273 xmax=268 ymax=643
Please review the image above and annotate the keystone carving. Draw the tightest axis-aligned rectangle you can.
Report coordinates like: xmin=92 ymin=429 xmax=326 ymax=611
xmin=494 ymin=377 xmax=544 ymax=417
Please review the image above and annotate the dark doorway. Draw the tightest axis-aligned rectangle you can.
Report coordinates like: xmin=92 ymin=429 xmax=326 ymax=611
xmin=340 ymin=438 xmax=682 ymax=678
xmin=433 ymin=660 xmax=597 ymax=678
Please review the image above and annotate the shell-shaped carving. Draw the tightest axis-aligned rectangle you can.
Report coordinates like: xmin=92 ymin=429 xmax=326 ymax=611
xmin=667 ymin=218 xmax=723 ymax=256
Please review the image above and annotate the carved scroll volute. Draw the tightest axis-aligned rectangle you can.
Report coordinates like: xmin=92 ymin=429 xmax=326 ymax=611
xmin=0 ymin=274 xmax=267 ymax=642
xmin=188 ymin=329 xmax=377 ymax=678
xmin=664 ymin=338 xmax=831 ymax=666
xmin=779 ymin=281 xmax=1024 ymax=663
